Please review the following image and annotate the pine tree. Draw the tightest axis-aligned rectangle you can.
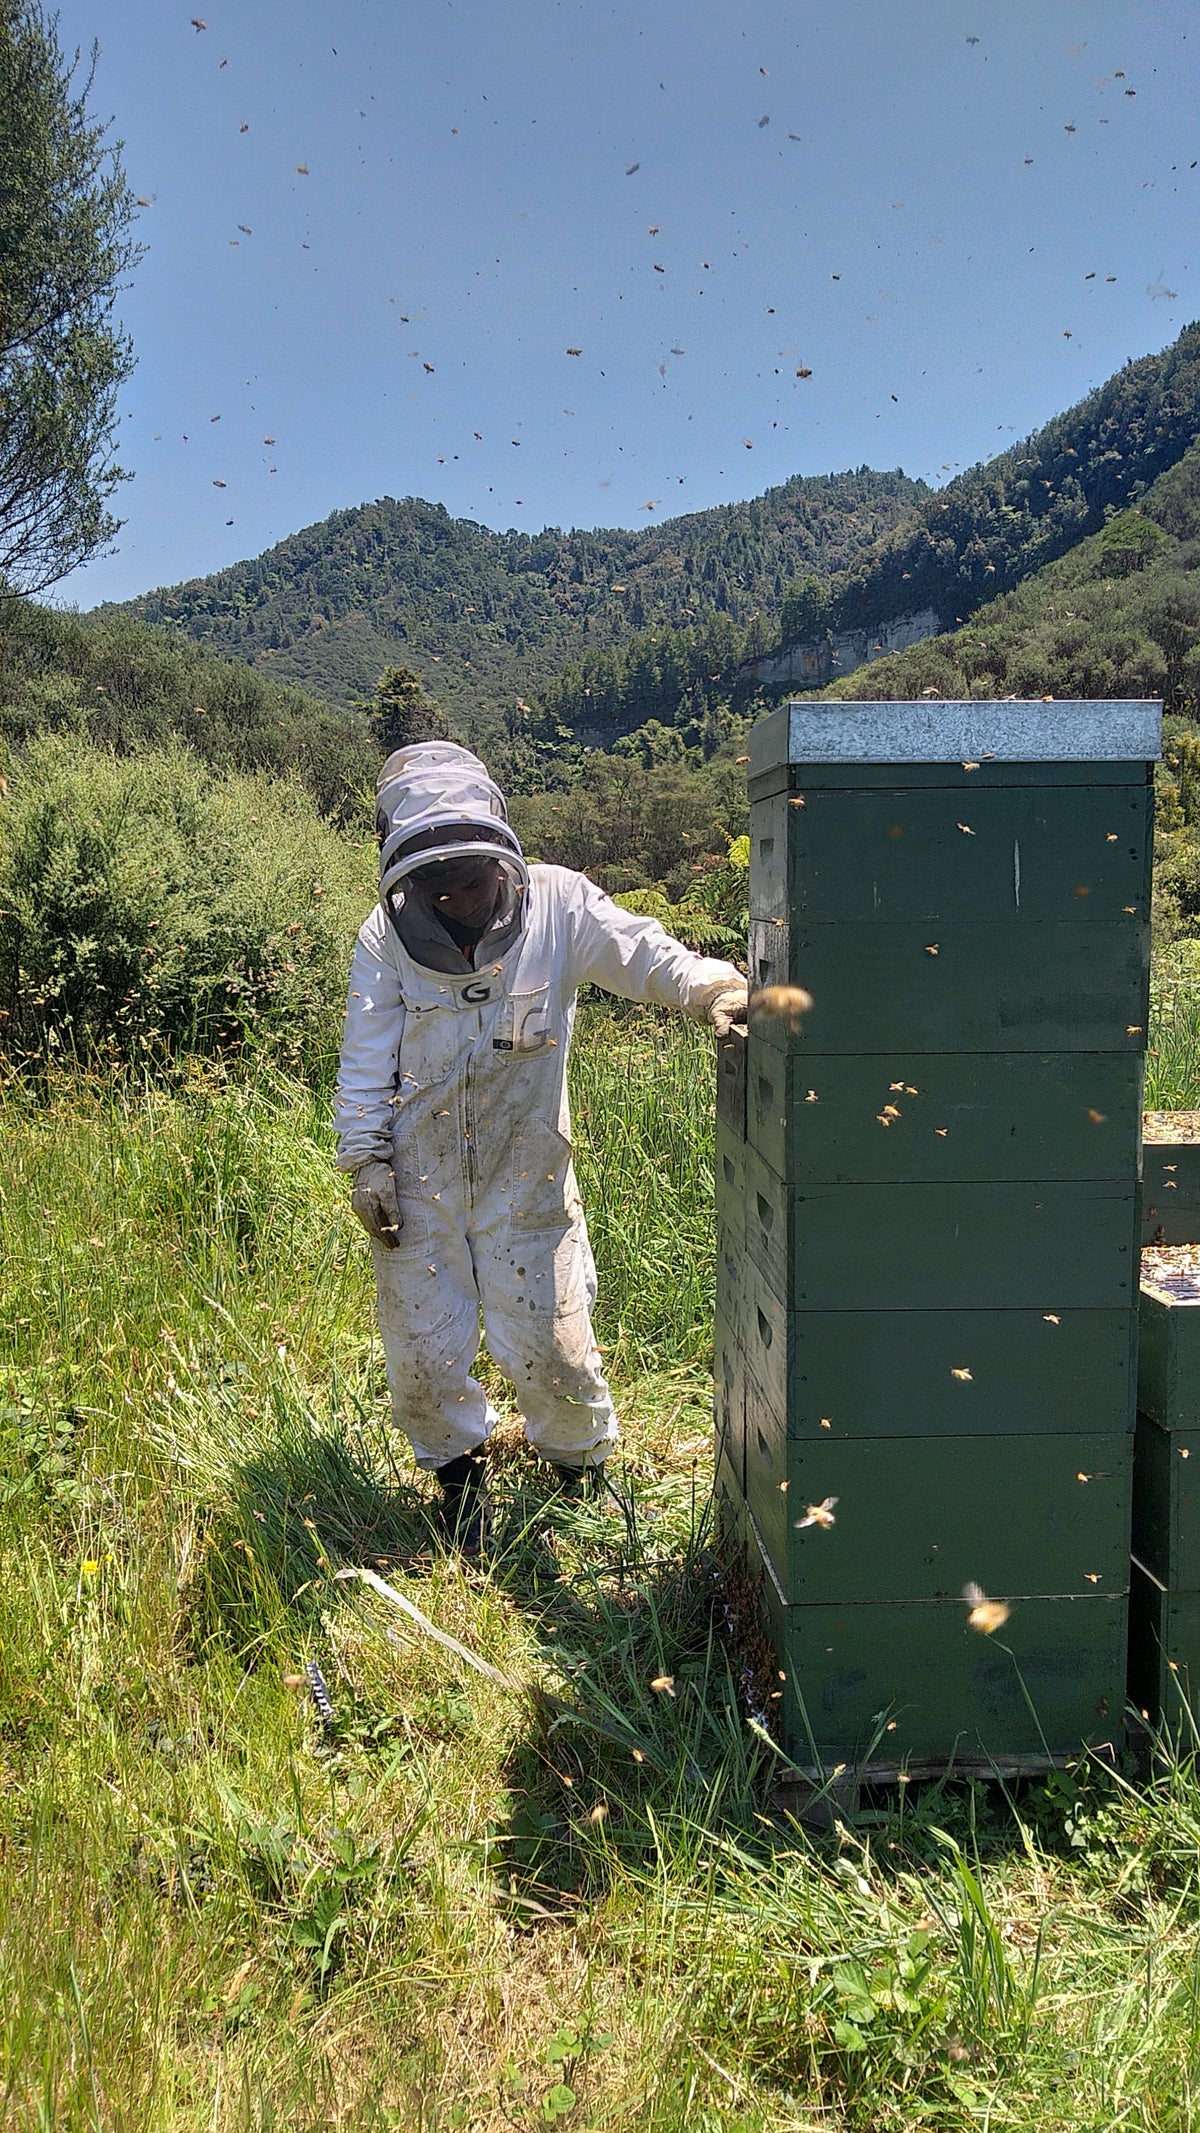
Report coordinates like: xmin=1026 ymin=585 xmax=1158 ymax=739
xmin=360 ymin=665 xmax=451 ymax=753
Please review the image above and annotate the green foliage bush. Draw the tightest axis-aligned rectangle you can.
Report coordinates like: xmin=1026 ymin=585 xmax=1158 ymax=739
xmin=613 ymin=836 xmax=749 ymax=959
xmin=0 ymin=735 xmax=372 ymax=1075
xmin=0 ymin=599 xmax=374 ymax=818
xmin=510 ymin=747 xmax=748 ymax=899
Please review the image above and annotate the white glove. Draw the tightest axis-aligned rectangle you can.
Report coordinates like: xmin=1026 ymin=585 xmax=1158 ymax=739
xmin=704 ymin=981 xmax=749 ymax=1038
xmin=350 ymin=1159 xmax=402 ymax=1246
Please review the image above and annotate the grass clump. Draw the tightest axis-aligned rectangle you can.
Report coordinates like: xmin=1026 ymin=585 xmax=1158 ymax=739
xmin=1147 ymin=940 xmax=1200 ymax=1107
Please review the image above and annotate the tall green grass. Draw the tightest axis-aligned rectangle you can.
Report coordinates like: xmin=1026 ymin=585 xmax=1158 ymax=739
xmin=1147 ymin=945 xmax=1200 ymax=1108
xmin=3 ymin=1004 xmax=1200 ymax=2129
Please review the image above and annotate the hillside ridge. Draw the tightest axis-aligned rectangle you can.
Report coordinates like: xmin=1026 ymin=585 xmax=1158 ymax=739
xmin=817 ymin=429 xmax=1200 ymax=719
xmin=762 ymin=322 xmax=1200 ymax=686
xmin=101 ymin=467 xmax=925 ymax=733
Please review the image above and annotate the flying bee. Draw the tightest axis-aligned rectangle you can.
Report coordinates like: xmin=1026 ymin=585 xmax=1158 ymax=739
xmin=795 ymin=1495 xmax=838 ymax=1530
xmin=963 ymin=1583 xmax=1010 ymax=1634
xmin=749 ymin=984 xmax=813 ymax=1033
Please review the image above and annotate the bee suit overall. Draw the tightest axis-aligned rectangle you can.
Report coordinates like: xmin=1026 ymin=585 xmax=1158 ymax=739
xmin=334 ymin=743 xmax=746 ymax=1473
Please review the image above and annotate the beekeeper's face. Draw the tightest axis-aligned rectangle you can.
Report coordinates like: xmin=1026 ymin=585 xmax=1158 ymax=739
xmin=419 ymin=855 xmax=503 ymax=929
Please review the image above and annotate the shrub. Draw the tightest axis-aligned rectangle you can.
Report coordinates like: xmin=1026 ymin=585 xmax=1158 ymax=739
xmin=0 ymin=734 xmax=373 ymax=1076
xmin=0 ymin=600 xmax=375 ymax=820
xmin=613 ymin=836 xmax=749 ymax=960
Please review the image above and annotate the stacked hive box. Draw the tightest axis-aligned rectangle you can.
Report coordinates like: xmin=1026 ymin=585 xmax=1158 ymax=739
xmin=1141 ymin=1140 xmax=1200 ymax=1247
xmin=1131 ymin=1230 xmax=1200 ymax=1723
xmin=714 ymin=1026 xmax=748 ymax=1509
xmin=717 ymin=697 xmax=1159 ymax=1772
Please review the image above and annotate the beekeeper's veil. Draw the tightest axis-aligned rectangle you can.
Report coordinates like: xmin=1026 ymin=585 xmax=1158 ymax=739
xmin=375 ymin=741 xmax=529 ymax=970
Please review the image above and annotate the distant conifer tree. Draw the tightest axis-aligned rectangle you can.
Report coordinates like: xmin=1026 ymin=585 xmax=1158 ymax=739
xmin=360 ymin=664 xmax=452 ymax=753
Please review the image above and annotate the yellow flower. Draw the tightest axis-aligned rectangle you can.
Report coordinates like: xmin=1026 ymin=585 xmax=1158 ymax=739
xmin=80 ymin=1560 xmax=100 ymax=1576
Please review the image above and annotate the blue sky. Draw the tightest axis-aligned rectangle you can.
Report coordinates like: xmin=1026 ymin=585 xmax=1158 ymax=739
xmin=50 ymin=0 xmax=1200 ymax=607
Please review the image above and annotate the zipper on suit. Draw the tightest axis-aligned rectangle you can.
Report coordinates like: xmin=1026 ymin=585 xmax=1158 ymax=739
xmin=461 ymin=1017 xmax=480 ymax=1201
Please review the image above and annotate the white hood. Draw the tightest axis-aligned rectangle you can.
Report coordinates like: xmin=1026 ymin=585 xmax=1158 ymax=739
xmin=375 ymin=741 xmax=525 ymax=901
xmin=374 ymin=741 xmax=529 ymax=972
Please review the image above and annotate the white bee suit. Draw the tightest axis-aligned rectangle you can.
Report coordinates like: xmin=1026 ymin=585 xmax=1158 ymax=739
xmin=335 ymin=747 xmax=742 ymax=1471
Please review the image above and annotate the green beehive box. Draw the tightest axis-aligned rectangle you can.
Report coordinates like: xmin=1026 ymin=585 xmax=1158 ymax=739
xmin=775 ymin=1597 xmax=1127 ymax=1768
xmin=739 ymin=1302 xmax=1135 ymax=1441
xmin=748 ymin=918 xmax=1147 ymax=1056
xmin=722 ymin=699 xmax=1158 ymax=1766
xmin=747 ymin=1527 xmax=1126 ymax=1767
xmin=747 ymin=1049 xmax=1142 ymax=1186
xmin=1131 ymin=1412 xmax=1200 ymax=1589
xmin=1142 ymin=1138 xmax=1200 ymax=1245
xmin=716 ymin=1238 xmax=753 ymax=1357
xmin=748 ymin=700 xmax=1160 ymax=790
xmin=716 ymin=1027 xmax=747 ymax=1140
xmin=713 ymin=1307 xmax=745 ymax=1495
xmin=714 ymin=1447 xmax=752 ymax=1576
xmin=742 ymin=1420 xmax=1130 ymax=1604
xmin=1138 ymin=1277 xmax=1200 ymax=1430
xmin=715 ymin=1122 xmax=747 ymax=1252
xmin=741 ymin=1169 xmax=1137 ymax=1313
xmin=749 ymin=781 xmax=1151 ymax=927
xmin=1128 ymin=1559 xmax=1200 ymax=1728
xmin=715 ymin=1122 xmax=749 ymax=1349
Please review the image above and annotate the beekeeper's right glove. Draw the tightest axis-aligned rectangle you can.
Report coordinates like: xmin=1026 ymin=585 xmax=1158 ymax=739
xmin=704 ymin=980 xmax=750 ymax=1039
xmin=350 ymin=1159 xmax=402 ymax=1246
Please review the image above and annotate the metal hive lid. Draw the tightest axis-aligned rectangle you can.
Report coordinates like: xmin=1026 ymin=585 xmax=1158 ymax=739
xmin=749 ymin=698 xmax=1163 ymax=773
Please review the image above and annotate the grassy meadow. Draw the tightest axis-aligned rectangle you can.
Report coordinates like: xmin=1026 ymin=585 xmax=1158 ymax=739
xmin=3 ymin=980 xmax=1200 ymax=2127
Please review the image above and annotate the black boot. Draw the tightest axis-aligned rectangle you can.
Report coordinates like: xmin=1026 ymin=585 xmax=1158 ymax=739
xmin=548 ymin=1461 xmax=608 ymax=1501
xmin=548 ymin=1461 xmax=629 ymax=1520
xmin=435 ymin=1452 xmax=486 ymax=1557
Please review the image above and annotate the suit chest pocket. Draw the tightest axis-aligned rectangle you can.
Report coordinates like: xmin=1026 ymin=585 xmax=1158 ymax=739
xmin=491 ymin=985 xmax=555 ymax=1057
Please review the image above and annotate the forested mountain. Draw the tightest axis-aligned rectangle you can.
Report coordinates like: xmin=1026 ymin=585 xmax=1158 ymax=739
xmin=765 ymin=324 xmax=1200 ymax=666
xmin=530 ymin=319 xmax=1200 ymax=739
xmin=813 ymin=433 xmax=1200 ymax=715
xmin=96 ymin=325 xmax=1200 ymax=755
xmin=19 ymin=319 xmax=1200 ymax=918
xmin=99 ymin=467 xmax=926 ymax=733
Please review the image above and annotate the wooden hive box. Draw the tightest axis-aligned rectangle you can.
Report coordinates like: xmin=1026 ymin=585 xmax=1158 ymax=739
xmin=717 ymin=696 xmax=1159 ymax=1771
xmin=1142 ymin=1116 xmax=1200 ymax=1245
xmin=1131 ymin=1229 xmax=1200 ymax=1723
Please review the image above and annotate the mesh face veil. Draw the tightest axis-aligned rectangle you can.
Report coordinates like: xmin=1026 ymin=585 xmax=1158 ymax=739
xmin=375 ymin=742 xmax=525 ymax=903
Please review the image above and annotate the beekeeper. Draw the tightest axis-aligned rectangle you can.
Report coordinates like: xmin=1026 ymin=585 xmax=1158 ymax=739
xmin=335 ymin=742 xmax=747 ymax=1549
